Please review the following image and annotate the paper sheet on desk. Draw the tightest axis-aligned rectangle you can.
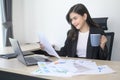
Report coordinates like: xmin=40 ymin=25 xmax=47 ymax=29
xmin=32 ymin=59 xmax=115 ymax=77
xmin=38 ymin=33 xmax=60 ymax=59
xmin=72 ymin=60 xmax=115 ymax=75
xmin=33 ymin=59 xmax=91 ymax=77
xmin=78 ymin=65 xmax=115 ymax=75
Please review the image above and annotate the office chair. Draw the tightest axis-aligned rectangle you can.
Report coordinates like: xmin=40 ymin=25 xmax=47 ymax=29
xmin=105 ymin=32 xmax=115 ymax=60
xmin=92 ymin=17 xmax=108 ymax=30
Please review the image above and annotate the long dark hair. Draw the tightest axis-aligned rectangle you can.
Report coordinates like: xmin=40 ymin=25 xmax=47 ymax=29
xmin=66 ymin=3 xmax=99 ymax=40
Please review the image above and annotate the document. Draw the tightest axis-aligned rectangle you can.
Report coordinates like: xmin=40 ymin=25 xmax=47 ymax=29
xmin=79 ymin=65 xmax=115 ymax=75
xmin=33 ymin=59 xmax=91 ymax=77
xmin=32 ymin=59 xmax=115 ymax=77
xmin=74 ymin=60 xmax=115 ymax=75
xmin=38 ymin=33 xmax=60 ymax=59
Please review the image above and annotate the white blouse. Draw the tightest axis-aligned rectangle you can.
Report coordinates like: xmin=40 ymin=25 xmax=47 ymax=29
xmin=77 ymin=31 xmax=89 ymax=57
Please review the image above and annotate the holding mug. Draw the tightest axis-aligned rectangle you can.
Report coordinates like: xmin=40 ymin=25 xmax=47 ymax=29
xmin=90 ymin=34 xmax=101 ymax=47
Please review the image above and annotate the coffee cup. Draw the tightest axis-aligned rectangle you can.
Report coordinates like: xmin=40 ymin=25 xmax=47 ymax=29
xmin=90 ymin=34 xmax=101 ymax=47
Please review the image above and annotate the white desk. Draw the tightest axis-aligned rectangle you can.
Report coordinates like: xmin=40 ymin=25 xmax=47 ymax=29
xmin=0 ymin=57 xmax=120 ymax=80
xmin=0 ymin=44 xmax=120 ymax=80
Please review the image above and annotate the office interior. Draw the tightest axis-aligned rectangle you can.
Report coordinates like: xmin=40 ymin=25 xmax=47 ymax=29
xmin=1 ymin=0 xmax=120 ymax=80
xmin=1 ymin=0 xmax=120 ymax=61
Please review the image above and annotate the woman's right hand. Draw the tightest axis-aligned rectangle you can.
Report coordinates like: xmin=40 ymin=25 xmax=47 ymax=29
xmin=39 ymin=43 xmax=45 ymax=50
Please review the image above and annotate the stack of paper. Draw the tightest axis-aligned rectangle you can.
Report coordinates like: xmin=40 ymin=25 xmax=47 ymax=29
xmin=32 ymin=59 xmax=115 ymax=77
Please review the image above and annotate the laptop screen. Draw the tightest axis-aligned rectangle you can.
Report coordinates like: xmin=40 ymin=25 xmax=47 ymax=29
xmin=9 ymin=38 xmax=28 ymax=65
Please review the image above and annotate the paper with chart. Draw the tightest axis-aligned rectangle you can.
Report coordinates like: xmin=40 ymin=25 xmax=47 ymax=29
xmin=38 ymin=33 xmax=60 ymax=59
xmin=32 ymin=59 xmax=115 ymax=77
xmin=33 ymin=59 xmax=91 ymax=77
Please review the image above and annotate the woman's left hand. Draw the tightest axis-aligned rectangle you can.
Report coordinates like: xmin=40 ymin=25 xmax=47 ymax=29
xmin=100 ymin=35 xmax=107 ymax=49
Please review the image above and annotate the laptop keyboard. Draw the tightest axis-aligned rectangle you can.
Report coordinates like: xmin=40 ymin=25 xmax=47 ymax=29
xmin=25 ymin=57 xmax=38 ymax=63
xmin=25 ymin=56 xmax=52 ymax=64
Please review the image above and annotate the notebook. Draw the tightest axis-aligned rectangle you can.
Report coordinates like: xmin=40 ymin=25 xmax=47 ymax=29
xmin=0 ymin=53 xmax=17 ymax=59
xmin=0 ymin=51 xmax=34 ymax=59
xmin=9 ymin=38 xmax=52 ymax=66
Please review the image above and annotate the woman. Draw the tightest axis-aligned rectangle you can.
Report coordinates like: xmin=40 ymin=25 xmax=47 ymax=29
xmin=40 ymin=3 xmax=108 ymax=60
xmin=57 ymin=3 xmax=108 ymax=60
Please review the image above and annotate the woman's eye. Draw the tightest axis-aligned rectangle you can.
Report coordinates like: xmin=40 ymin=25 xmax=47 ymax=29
xmin=74 ymin=17 xmax=77 ymax=20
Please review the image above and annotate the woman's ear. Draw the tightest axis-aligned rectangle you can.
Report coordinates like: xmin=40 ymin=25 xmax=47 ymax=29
xmin=83 ymin=13 xmax=87 ymax=20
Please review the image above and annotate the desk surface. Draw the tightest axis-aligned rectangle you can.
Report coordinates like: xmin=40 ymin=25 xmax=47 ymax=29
xmin=0 ymin=43 xmax=120 ymax=80
xmin=0 ymin=57 xmax=120 ymax=80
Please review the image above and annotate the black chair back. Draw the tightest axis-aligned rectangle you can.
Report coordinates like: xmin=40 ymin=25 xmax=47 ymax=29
xmin=92 ymin=17 xmax=108 ymax=30
xmin=105 ymin=32 xmax=115 ymax=60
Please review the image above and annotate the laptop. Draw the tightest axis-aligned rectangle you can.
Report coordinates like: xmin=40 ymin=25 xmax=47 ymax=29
xmin=9 ymin=38 xmax=52 ymax=66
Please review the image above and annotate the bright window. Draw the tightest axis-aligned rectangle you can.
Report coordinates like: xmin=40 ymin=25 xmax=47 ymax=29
xmin=0 ymin=4 xmax=3 ymax=48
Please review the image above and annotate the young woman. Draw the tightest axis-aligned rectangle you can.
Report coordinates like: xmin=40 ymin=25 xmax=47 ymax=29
xmin=40 ymin=3 xmax=108 ymax=60
xmin=57 ymin=3 xmax=108 ymax=60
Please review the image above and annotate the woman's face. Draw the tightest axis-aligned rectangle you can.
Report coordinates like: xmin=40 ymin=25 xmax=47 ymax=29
xmin=69 ymin=12 xmax=87 ymax=30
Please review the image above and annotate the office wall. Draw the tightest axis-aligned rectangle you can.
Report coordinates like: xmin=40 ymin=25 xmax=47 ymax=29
xmin=12 ymin=0 xmax=25 ymax=43
xmin=13 ymin=0 xmax=120 ymax=61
